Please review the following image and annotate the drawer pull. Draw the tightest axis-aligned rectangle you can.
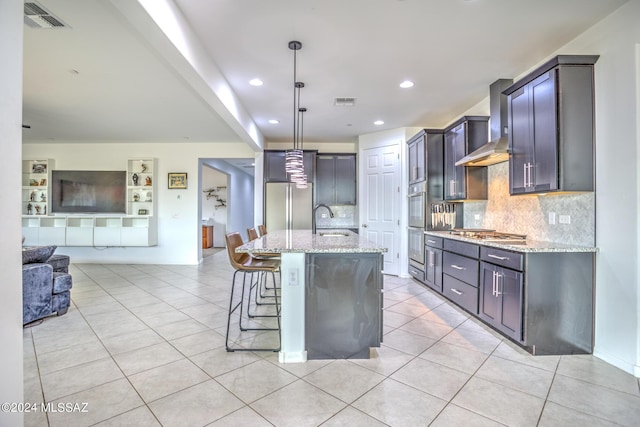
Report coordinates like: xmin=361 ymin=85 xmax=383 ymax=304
xmin=450 ymin=288 xmax=463 ymax=296
xmin=451 ymin=264 xmax=465 ymax=270
xmin=488 ymin=254 xmax=509 ymax=261
xmin=427 ymin=239 xmax=437 ymax=244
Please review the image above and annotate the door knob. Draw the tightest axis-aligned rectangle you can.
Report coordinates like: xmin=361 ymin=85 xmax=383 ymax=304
xmin=362 ymin=224 xmax=368 ymax=228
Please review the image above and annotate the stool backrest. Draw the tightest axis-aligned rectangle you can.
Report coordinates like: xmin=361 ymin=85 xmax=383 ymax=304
xmin=225 ymin=232 xmax=250 ymax=269
xmin=247 ymin=228 xmax=259 ymax=241
xmin=258 ymin=224 xmax=267 ymax=236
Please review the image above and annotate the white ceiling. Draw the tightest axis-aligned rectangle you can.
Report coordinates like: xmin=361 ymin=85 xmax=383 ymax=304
xmin=22 ymin=0 xmax=627 ymax=145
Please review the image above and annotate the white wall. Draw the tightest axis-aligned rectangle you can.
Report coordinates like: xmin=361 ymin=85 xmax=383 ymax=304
xmin=549 ymin=0 xmax=640 ymax=377
xmin=0 ymin=2 xmax=24 ymax=425
xmin=23 ymin=141 xmax=254 ymax=265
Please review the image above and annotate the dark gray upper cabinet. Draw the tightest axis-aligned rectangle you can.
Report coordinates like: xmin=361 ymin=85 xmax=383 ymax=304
xmin=407 ymin=132 xmax=426 ymax=184
xmin=504 ymin=55 xmax=598 ymax=195
xmin=316 ymin=154 xmax=356 ymax=205
xmin=264 ymin=150 xmax=316 ymax=183
xmin=407 ymin=129 xmax=444 ymax=196
xmin=443 ymin=116 xmax=489 ymax=200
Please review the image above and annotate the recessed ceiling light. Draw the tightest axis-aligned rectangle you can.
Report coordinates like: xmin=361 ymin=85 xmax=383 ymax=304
xmin=399 ymin=80 xmax=414 ymax=88
xmin=249 ymin=78 xmax=264 ymax=86
xmin=374 ymin=120 xmax=384 ymax=126
xmin=268 ymin=119 xmax=280 ymax=124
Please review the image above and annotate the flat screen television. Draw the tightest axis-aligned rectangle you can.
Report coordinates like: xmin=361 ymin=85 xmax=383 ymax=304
xmin=51 ymin=170 xmax=126 ymax=214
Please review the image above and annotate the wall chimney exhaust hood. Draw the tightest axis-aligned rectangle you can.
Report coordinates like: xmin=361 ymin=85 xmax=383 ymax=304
xmin=456 ymin=78 xmax=514 ymax=167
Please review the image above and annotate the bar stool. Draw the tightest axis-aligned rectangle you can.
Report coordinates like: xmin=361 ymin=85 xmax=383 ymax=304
xmin=246 ymin=227 xmax=280 ymax=301
xmin=224 ymin=232 xmax=280 ymax=352
xmin=258 ymin=224 xmax=267 ymax=236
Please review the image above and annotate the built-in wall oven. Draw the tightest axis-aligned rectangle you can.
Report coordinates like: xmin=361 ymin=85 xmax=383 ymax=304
xmin=408 ymin=182 xmax=426 ymax=281
xmin=408 ymin=182 xmax=426 ymax=228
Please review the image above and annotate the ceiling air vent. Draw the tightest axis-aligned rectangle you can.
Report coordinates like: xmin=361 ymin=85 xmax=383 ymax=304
xmin=334 ymin=97 xmax=357 ymax=107
xmin=24 ymin=2 xmax=68 ymax=29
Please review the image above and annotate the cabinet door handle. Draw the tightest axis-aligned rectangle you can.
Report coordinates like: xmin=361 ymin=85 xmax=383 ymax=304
xmin=492 ymin=271 xmax=497 ymax=297
xmin=523 ymin=163 xmax=528 ymax=188
xmin=429 ymin=251 xmax=435 ymax=267
xmin=488 ymin=254 xmax=509 ymax=261
xmin=451 ymin=288 xmax=463 ymax=296
xmin=451 ymin=264 xmax=465 ymax=270
xmin=495 ymin=272 xmax=503 ymax=296
xmin=527 ymin=162 xmax=533 ymax=188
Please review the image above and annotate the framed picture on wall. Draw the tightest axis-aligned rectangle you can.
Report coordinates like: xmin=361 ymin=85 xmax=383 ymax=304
xmin=168 ymin=172 xmax=187 ymax=189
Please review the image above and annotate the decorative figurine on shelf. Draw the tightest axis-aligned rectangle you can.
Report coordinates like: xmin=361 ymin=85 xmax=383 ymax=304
xmin=35 ymin=205 xmax=41 ymax=214
xmin=140 ymin=163 xmax=148 ymax=173
xmin=146 ymin=191 xmax=152 ymax=202
xmin=133 ymin=193 xmax=140 ymax=202
xmin=40 ymin=193 xmax=46 ymax=202
xmin=30 ymin=179 xmax=39 ymax=186
xmin=132 ymin=173 xmax=139 ymax=186
xmin=27 ymin=203 xmax=33 ymax=215
xmin=30 ymin=190 xmax=36 ymax=201
xmin=40 ymin=178 xmax=47 ymax=186
xmin=145 ymin=176 xmax=152 ymax=186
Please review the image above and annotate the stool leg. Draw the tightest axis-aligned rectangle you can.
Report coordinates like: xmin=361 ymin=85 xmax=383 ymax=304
xmin=226 ymin=268 xmax=281 ymax=352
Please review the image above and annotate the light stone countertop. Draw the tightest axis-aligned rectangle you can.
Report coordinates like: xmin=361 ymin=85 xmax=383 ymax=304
xmin=425 ymin=230 xmax=597 ymax=253
xmin=236 ymin=229 xmax=387 ymax=254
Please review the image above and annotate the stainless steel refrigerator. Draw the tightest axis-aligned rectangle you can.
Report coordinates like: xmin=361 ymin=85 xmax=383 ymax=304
xmin=265 ymin=182 xmax=313 ymax=231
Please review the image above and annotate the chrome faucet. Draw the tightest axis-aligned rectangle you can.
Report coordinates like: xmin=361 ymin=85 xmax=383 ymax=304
xmin=312 ymin=204 xmax=334 ymax=234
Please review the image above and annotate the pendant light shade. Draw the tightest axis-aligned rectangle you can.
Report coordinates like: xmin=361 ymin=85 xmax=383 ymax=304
xmin=285 ymin=41 xmax=306 ymax=181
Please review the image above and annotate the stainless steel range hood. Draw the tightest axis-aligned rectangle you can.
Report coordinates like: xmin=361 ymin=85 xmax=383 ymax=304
xmin=456 ymin=78 xmax=514 ymax=167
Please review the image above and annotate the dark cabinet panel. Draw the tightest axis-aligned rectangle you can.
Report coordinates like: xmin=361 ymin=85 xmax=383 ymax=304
xmin=443 ymin=117 xmax=488 ymax=201
xmin=506 ymin=55 xmax=597 ymax=195
xmin=508 ymin=71 xmax=559 ymax=193
xmin=316 ymin=154 xmax=356 ymax=205
xmin=479 ymin=261 xmax=523 ymax=341
xmin=408 ymin=133 xmax=426 ymax=184
xmin=424 ymin=247 xmax=442 ymax=292
xmin=264 ymin=150 xmax=316 ymax=183
xmin=306 ymin=253 xmax=382 ymax=359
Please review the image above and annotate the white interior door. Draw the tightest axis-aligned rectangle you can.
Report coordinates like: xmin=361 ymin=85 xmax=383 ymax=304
xmin=361 ymin=144 xmax=401 ymax=275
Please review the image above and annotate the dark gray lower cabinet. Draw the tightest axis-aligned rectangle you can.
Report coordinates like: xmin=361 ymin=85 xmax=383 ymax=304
xmin=305 ymin=253 xmax=382 ymax=359
xmin=425 ymin=247 xmax=443 ymax=292
xmin=479 ymin=261 xmax=523 ymax=341
xmin=423 ymin=235 xmax=595 ymax=355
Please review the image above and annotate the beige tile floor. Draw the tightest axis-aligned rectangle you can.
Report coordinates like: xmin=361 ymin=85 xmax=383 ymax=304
xmin=23 ymin=251 xmax=640 ymax=426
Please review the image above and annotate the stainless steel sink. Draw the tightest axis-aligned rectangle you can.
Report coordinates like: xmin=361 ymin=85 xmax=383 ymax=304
xmin=318 ymin=231 xmax=349 ymax=237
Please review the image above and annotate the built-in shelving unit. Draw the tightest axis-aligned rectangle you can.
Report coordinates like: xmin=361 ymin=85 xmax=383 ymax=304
xmin=127 ymin=158 xmax=155 ymax=216
xmin=21 ymin=158 xmax=158 ymax=247
xmin=22 ymin=159 xmax=52 ymax=216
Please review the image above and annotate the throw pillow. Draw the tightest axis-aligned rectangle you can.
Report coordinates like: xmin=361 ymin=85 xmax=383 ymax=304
xmin=22 ymin=245 xmax=57 ymax=265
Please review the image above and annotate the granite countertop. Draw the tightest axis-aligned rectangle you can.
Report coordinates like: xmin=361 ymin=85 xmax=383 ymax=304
xmin=236 ymin=229 xmax=387 ymax=254
xmin=425 ymin=230 xmax=597 ymax=253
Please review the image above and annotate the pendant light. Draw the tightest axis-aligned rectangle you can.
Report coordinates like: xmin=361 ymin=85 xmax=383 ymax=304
xmin=285 ymin=41 xmax=305 ymax=180
xmin=295 ymin=107 xmax=308 ymax=188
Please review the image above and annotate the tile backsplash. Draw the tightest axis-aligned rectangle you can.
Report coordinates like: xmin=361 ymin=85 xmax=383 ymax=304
xmin=463 ymin=162 xmax=595 ymax=246
xmin=315 ymin=205 xmax=358 ymax=229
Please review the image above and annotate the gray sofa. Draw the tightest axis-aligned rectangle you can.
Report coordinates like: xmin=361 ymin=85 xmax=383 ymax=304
xmin=22 ymin=246 xmax=72 ymax=325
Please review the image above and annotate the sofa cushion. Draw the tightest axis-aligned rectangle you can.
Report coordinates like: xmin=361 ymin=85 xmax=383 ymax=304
xmin=53 ymin=272 xmax=72 ymax=293
xmin=47 ymin=254 xmax=70 ymax=273
xmin=22 ymin=245 xmax=57 ymax=265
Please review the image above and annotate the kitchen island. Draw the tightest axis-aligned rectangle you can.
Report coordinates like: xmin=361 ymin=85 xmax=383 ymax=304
xmin=237 ymin=229 xmax=387 ymax=363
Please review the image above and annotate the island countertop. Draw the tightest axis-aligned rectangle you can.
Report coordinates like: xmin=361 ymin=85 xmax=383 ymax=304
xmin=236 ymin=229 xmax=387 ymax=254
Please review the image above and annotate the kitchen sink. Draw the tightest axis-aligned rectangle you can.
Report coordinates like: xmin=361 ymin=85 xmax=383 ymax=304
xmin=318 ymin=231 xmax=350 ymax=237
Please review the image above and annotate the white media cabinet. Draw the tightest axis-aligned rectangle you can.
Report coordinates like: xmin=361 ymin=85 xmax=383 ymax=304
xmin=21 ymin=158 xmax=158 ymax=247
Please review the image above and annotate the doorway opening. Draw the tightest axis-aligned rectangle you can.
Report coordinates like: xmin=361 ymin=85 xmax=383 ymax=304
xmin=199 ymin=158 xmax=256 ymax=260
